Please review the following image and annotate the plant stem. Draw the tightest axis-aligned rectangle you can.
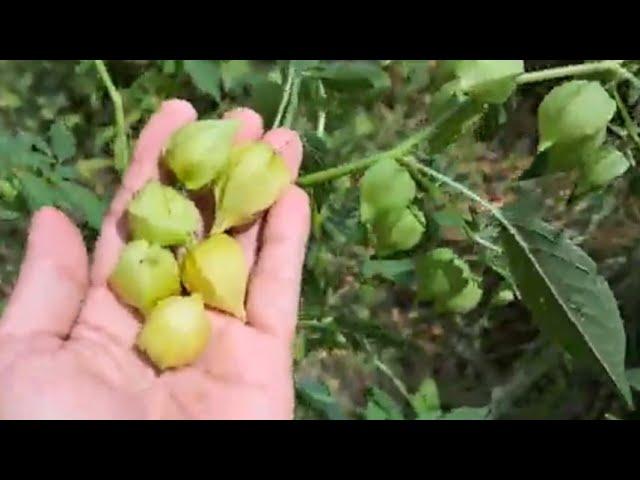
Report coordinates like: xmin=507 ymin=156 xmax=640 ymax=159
xmin=516 ymin=60 xmax=624 ymax=85
xmin=298 ymin=60 xmax=640 ymax=188
xmin=284 ymin=76 xmax=302 ymax=129
xmin=399 ymin=158 xmax=506 ymax=224
xmin=93 ymin=60 xmax=128 ymax=174
xmin=272 ymin=62 xmax=295 ymax=129
xmin=316 ymin=80 xmax=327 ymax=137
xmin=373 ymin=358 xmax=413 ymax=403
xmin=611 ymin=64 xmax=640 ymax=90
xmin=612 ymin=86 xmax=640 ymax=153
xmin=297 ymin=100 xmax=471 ymax=186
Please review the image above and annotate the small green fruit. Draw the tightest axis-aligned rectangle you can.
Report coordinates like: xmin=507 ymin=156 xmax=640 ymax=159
xmin=537 ymin=80 xmax=616 ymax=152
xmin=575 ymin=146 xmax=630 ymax=195
xmin=137 ymin=294 xmax=211 ymax=370
xmin=359 ymin=158 xmax=416 ymax=224
xmin=163 ymin=119 xmax=239 ymax=190
xmin=437 ymin=278 xmax=483 ymax=314
xmin=182 ymin=234 xmax=248 ymax=319
xmin=372 ymin=207 xmax=425 ymax=256
xmin=0 ymin=178 xmax=18 ymax=201
xmin=491 ymin=286 xmax=515 ymax=306
xmin=416 ymin=248 xmax=470 ymax=302
xmin=128 ymin=181 xmax=202 ymax=247
xmin=108 ymin=240 xmax=181 ymax=314
xmin=212 ymin=141 xmax=290 ymax=234
xmin=447 ymin=60 xmax=524 ymax=104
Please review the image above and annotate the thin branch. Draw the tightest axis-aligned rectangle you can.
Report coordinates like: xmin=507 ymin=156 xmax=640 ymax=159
xmin=93 ymin=60 xmax=128 ymax=173
xmin=272 ymin=62 xmax=295 ymax=129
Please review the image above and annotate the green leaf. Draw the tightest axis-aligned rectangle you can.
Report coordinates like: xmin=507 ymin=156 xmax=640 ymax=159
xmin=16 ymin=171 xmax=58 ymax=210
xmin=447 ymin=60 xmax=524 ymax=104
xmin=365 ymin=387 xmax=404 ymax=420
xmin=184 ymin=60 xmax=221 ymax=102
xmin=439 ymin=406 xmax=489 ymax=420
xmin=538 ymin=80 xmax=616 ymax=152
xmin=416 ymin=411 xmax=443 ymax=420
xmin=480 ymin=248 xmax=519 ymax=298
xmin=248 ymin=79 xmax=283 ymax=127
xmin=221 ymin=60 xmax=252 ymax=94
xmin=16 ymin=132 xmax=51 ymax=156
xmin=76 ymin=158 xmax=112 ymax=182
xmin=546 ymin=128 xmax=607 ymax=174
xmin=428 ymin=94 xmax=485 ymax=154
xmin=57 ymin=180 xmax=107 ymax=230
xmin=362 ymin=258 xmax=414 ymax=282
xmin=292 ymin=60 xmax=321 ymax=73
xmin=432 ymin=208 xmax=467 ymax=228
xmin=626 ymin=368 xmax=640 ymax=391
xmin=161 ymin=60 xmax=177 ymax=75
xmin=411 ymin=378 xmax=440 ymax=415
xmin=49 ymin=120 xmax=76 ymax=162
xmin=311 ymin=62 xmax=390 ymax=92
xmin=500 ymin=211 xmax=632 ymax=407
xmin=0 ymin=207 xmax=20 ymax=221
xmin=296 ymin=379 xmax=347 ymax=420
xmin=359 ymin=158 xmax=415 ymax=223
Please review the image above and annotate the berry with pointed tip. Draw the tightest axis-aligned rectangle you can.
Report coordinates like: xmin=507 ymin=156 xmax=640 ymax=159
xmin=128 ymin=181 xmax=202 ymax=247
xmin=137 ymin=294 xmax=211 ymax=370
xmin=108 ymin=240 xmax=181 ymax=314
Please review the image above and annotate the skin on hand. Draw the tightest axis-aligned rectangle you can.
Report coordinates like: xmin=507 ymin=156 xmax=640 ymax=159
xmin=0 ymin=102 xmax=311 ymax=420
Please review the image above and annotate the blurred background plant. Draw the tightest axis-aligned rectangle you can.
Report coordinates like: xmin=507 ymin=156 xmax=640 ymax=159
xmin=2 ymin=59 xmax=640 ymax=420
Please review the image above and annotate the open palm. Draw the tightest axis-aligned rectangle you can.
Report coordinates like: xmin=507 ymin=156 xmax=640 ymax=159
xmin=0 ymin=100 xmax=310 ymax=419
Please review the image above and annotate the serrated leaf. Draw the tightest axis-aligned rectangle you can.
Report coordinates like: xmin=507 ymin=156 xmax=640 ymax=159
xmin=184 ymin=60 xmax=221 ymax=102
xmin=416 ymin=411 xmax=443 ymax=420
xmin=292 ymin=60 xmax=321 ymax=73
xmin=57 ymin=181 xmax=107 ymax=230
xmin=362 ymin=258 xmax=414 ymax=282
xmin=16 ymin=171 xmax=58 ymax=210
xmin=296 ymin=379 xmax=347 ymax=420
xmin=16 ymin=132 xmax=51 ymax=155
xmin=428 ymin=94 xmax=485 ymax=154
xmin=49 ymin=120 xmax=76 ymax=161
xmin=365 ymin=387 xmax=404 ymax=420
xmin=479 ymin=247 xmax=519 ymax=297
xmin=221 ymin=60 xmax=252 ymax=94
xmin=538 ymin=80 xmax=616 ymax=152
xmin=432 ymin=208 xmax=467 ymax=228
xmin=248 ymin=79 xmax=283 ymax=127
xmin=359 ymin=158 xmax=415 ymax=223
xmin=411 ymin=378 xmax=440 ymax=415
xmin=311 ymin=62 xmax=390 ymax=92
xmin=0 ymin=207 xmax=20 ymax=221
xmin=161 ymin=60 xmax=177 ymax=74
xmin=439 ymin=406 xmax=489 ymax=420
xmin=500 ymin=211 xmax=632 ymax=406
xmin=626 ymin=368 xmax=640 ymax=391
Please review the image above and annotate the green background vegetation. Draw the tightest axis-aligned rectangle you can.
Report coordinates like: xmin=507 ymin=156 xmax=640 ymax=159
xmin=2 ymin=60 xmax=640 ymax=420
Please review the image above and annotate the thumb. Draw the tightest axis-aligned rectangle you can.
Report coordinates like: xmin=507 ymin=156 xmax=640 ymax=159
xmin=0 ymin=207 xmax=89 ymax=339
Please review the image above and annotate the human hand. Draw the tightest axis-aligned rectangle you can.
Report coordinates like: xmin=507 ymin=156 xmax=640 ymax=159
xmin=0 ymin=100 xmax=311 ymax=419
